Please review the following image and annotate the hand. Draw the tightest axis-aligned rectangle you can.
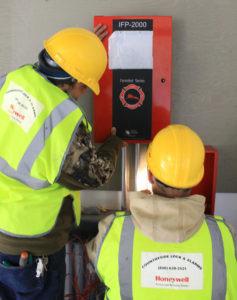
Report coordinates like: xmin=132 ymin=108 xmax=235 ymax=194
xmin=94 ymin=24 xmax=108 ymax=41
xmin=140 ymin=189 xmax=152 ymax=195
xmin=111 ymin=127 xmax=128 ymax=147
xmin=111 ymin=127 xmax=116 ymax=136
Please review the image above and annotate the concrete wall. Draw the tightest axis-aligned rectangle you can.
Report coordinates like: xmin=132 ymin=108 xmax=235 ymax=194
xmin=0 ymin=0 xmax=237 ymax=193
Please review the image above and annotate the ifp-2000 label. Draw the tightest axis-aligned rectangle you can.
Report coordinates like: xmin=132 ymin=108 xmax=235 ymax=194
xmin=113 ymin=19 xmax=153 ymax=31
xmin=118 ymin=21 xmax=148 ymax=29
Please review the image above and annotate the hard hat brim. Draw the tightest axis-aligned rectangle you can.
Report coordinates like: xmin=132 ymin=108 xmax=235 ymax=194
xmin=89 ymin=81 xmax=100 ymax=95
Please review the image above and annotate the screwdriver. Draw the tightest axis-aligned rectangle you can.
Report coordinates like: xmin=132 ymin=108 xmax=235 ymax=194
xmin=19 ymin=252 xmax=28 ymax=267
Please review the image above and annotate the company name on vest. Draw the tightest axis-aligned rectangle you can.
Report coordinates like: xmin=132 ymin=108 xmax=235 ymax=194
xmin=142 ymin=255 xmax=169 ymax=268
xmin=155 ymin=275 xmax=189 ymax=284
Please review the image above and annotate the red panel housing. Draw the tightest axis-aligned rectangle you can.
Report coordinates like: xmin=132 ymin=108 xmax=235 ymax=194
xmin=191 ymin=146 xmax=218 ymax=215
xmin=94 ymin=16 xmax=172 ymax=143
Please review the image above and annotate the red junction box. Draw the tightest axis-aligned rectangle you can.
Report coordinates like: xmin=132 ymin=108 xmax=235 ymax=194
xmin=191 ymin=146 xmax=218 ymax=215
xmin=94 ymin=16 xmax=172 ymax=143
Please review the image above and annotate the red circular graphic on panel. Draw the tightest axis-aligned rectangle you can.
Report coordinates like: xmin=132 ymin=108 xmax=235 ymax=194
xmin=119 ymin=84 xmax=145 ymax=110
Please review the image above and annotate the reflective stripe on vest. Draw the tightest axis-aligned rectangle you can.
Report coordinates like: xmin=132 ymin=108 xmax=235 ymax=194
xmin=0 ymin=75 xmax=6 ymax=89
xmin=205 ymin=216 xmax=226 ymax=300
xmin=119 ymin=217 xmax=134 ymax=300
xmin=0 ymin=98 xmax=81 ymax=189
xmin=118 ymin=216 xmax=227 ymax=300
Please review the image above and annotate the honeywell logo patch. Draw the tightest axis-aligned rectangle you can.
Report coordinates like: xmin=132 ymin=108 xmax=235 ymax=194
xmin=141 ymin=252 xmax=203 ymax=290
xmin=155 ymin=276 xmax=189 ymax=283
xmin=2 ymin=81 xmax=44 ymax=133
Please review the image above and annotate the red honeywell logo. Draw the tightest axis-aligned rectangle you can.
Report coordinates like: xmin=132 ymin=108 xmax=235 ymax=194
xmin=155 ymin=276 xmax=189 ymax=284
xmin=10 ymin=104 xmax=25 ymax=120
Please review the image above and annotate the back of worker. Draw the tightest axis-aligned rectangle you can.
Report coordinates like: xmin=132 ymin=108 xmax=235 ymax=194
xmin=87 ymin=124 xmax=237 ymax=300
xmin=0 ymin=26 xmax=123 ymax=299
xmin=95 ymin=212 xmax=237 ymax=299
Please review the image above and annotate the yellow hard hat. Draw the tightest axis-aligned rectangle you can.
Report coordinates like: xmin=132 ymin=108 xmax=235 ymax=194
xmin=146 ymin=124 xmax=205 ymax=189
xmin=44 ymin=28 xmax=107 ymax=95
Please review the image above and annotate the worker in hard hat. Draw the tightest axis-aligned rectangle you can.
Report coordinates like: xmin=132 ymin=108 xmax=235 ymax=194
xmin=87 ymin=124 xmax=237 ymax=300
xmin=0 ymin=26 xmax=123 ymax=299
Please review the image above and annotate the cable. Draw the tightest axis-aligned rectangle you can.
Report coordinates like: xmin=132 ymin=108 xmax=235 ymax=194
xmin=64 ymin=234 xmax=103 ymax=300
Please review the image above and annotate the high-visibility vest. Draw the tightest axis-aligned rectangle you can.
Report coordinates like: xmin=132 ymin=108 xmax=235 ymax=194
xmin=0 ymin=65 xmax=92 ymax=237
xmin=96 ymin=213 xmax=237 ymax=300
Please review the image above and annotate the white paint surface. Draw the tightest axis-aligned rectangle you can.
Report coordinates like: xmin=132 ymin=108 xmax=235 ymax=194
xmin=215 ymin=193 xmax=237 ymax=231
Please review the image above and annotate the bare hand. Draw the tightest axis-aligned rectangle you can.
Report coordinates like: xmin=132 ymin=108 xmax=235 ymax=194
xmin=111 ymin=127 xmax=128 ymax=147
xmin=94 ymin=24 xmax=108 ymax=41
xmin=111 ymin=127 xmax=116 ymax=135
xmin=140 ymin=189 xmax=152 ymax=194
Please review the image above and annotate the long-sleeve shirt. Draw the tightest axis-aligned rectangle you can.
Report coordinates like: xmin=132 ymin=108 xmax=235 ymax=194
xmin=0 ymin=122 xmax=123 ymax=255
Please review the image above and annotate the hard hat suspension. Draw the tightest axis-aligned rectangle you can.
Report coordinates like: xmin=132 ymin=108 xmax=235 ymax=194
xmin=38 ymin=49 xmax=76 ymax=85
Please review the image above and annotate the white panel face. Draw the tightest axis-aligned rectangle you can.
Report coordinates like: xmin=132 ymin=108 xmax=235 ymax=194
xmin=108 ymin=31 xmax=153 ymax=69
